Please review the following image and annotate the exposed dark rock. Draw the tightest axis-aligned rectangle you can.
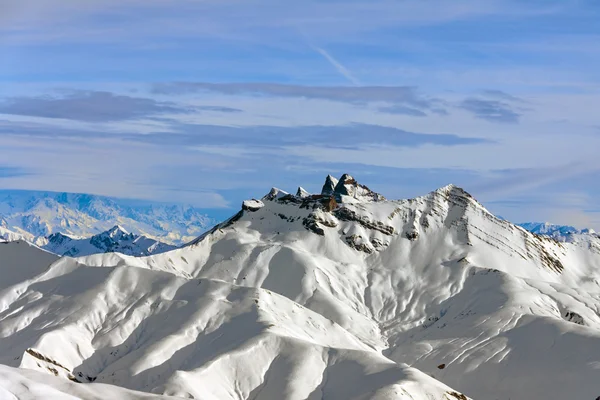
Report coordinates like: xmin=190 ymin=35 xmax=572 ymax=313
xmin=296 ymin=187 xmax=310 ymax=198
xmin=564 ymin=311 xmax=585 ymax=325
xmin=26 ymin=348 xmax=70 ymax=372
xmin=345 ymin=234 xmax=374 ymax=253
xmin=423 ymin=316 xmax=439 ymax=329
xmin=447 ymin=392 xmax=468 ymax=400
xmin=321 ymin=175 xmax=339 ymax=196
xmin=302 ymin=217 xmax=325 ymax=236
xmin=333 ymin=173 xmax=357 ymax=197
xmin=405 ymin=231 xmax=419 ymax=240
xmin=324 ymin=196 xmax=338 ymax=212
xmin=334 ymin=207 xmax=395 ymax=235
xmin=276 ymin=194 xmax=303 ymax=205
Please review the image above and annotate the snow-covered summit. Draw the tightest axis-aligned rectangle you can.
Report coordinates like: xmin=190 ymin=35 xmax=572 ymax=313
xmin=317 ymin=173 xmax=386 ymax=203
xmin=320 ymin=174 xmax=339 ymax=196
xmin=296 ymin=186 xmax=310 ymax=198
xmin=105 ymin=224 xmax=130 ymax=237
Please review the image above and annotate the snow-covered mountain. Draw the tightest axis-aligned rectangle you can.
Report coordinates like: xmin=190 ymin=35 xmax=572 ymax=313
xmin=41 ymin=225 xmax=177 ymax=257
xmin=519 ymin=221 xmax=597 ymax=242
xmin=0 ymin=190 xmax=216 ymax=245
xmin=0 ymin=226 xmax=32 ymax=243
xmin=0 ymin=238 xmax=467 ymax=400
xmin=2 ymin=174 xmax=600 ymax=399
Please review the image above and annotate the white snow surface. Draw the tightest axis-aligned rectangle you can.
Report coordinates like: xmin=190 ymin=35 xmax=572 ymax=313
xmin=3 ymin=175 xmax=600 ymax=399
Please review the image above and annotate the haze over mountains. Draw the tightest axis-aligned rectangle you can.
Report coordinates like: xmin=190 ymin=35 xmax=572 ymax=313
xmin=0 ymin=190 xmax=215 ymax=246
xmin=1 ymin=174 xmax=600 ymax=399
xmin=518 ymin=221 xmax=597 ymax=242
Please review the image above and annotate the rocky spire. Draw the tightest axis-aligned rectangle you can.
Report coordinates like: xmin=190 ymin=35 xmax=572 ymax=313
xmin=296 ymin=187 xmax=310 ymax=198
xmin=320 ymin=175 xmax=339 ymax=196
xmin=333 ymin=174 xmax=357 ymax=198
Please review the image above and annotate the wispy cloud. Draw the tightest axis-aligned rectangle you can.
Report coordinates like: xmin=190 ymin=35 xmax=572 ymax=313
xmin=312 ymin=46 xmax=360 ymax=85
xmin=459 ymin=98 xmax=522 ymax=123
xmin=134 ymin=123 xmax=491 ymax=149
xmin=0 ymin=91 xmax=239 ymax=122
xmin=0 ymin=119 xmax=490 ymax=149
xmin=471 ymin=163 xmax=600 ymax=198
xmin=0 ymin=166 xmax=31 ymax=178
xmin=480 ymin=89 xmax=527 ymax=103
xmin=153 ymin=82 xmax=416 ymax=102
xmin=0 ymin=1 xmax=548 ymax=45
xmin=0 ymin=91 xmax=186 ymax=122
xmin=152 ymin=82 xmax=446 ymax=116
xmin=377 ymin=105 xmax=427 ymax=117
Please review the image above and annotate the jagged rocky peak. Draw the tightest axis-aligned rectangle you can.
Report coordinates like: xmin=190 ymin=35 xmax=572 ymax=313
xmin=333 ymin=173 xmax=357 ymax=197
xmin=331 ymin=173 xmax=386 ymax=203
xmin=260 ymin=174 xmax=386 ymax=206
xmin=47 ymin=232 xmax=74 ymax=244
xmin=105 ymin=225 xmax=132 ymax=239
xmin=320 ymin=175 xmax=339 ymax=196
xmin=296 ymin=186 xmax=310 ymax=198
xmin=262 ymin=187 xmax=289 ymax=201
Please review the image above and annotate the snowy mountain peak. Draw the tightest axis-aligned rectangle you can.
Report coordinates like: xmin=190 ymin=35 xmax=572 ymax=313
xmin=333 ymin=173 xmax=386 ymax=203
xmin=46 ymin=232 xmax=78 ymax=245
xmin=105 ymin=224 xmax=131 ymax=238
xmin=320 ymin=174 xmax=339 ymax=196
xmin=262 ymin=187 xmax=289 ymax=201
xmin=316 ymin=174 xmax=386 ymax=203
xmin=296 ymin=186 xmax=310 ymax=198
xmin=434 ymin=183 xmax=470 ymax=198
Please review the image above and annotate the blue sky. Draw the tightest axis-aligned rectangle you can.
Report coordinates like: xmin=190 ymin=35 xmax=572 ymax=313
xmin=1 ymin=0 xmax=599 ymax=228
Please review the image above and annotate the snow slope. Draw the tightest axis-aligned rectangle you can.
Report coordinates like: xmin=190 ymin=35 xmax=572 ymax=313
xmin=41 ymin=225 xmax=176 ymax=257
xmin=0 ymin=240 xmax=466 ymax=400
xmin=0 ymin=190 xmax=215 ymax=245
xmin=0 ymin=364 xmax=170 ymax=400
xmin=3 ymin=174 xmax=600 ymax=399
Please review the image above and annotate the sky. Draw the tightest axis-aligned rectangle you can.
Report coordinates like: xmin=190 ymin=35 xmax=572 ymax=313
xmin=1 ymin=0 xmax=599 ymax=229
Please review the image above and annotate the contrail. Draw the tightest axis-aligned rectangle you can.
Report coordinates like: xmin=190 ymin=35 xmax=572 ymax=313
xmin=312 ymin=46 xmax=361 ymax=86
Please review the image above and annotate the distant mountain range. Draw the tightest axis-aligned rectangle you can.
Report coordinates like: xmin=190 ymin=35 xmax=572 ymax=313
xmin=42 ymin=225 xmax=177 ymax=257
xmin=0 ymin=190 xmax=216 ymax=246
xmin=517 ymin=222 xmax=597 ymax=242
